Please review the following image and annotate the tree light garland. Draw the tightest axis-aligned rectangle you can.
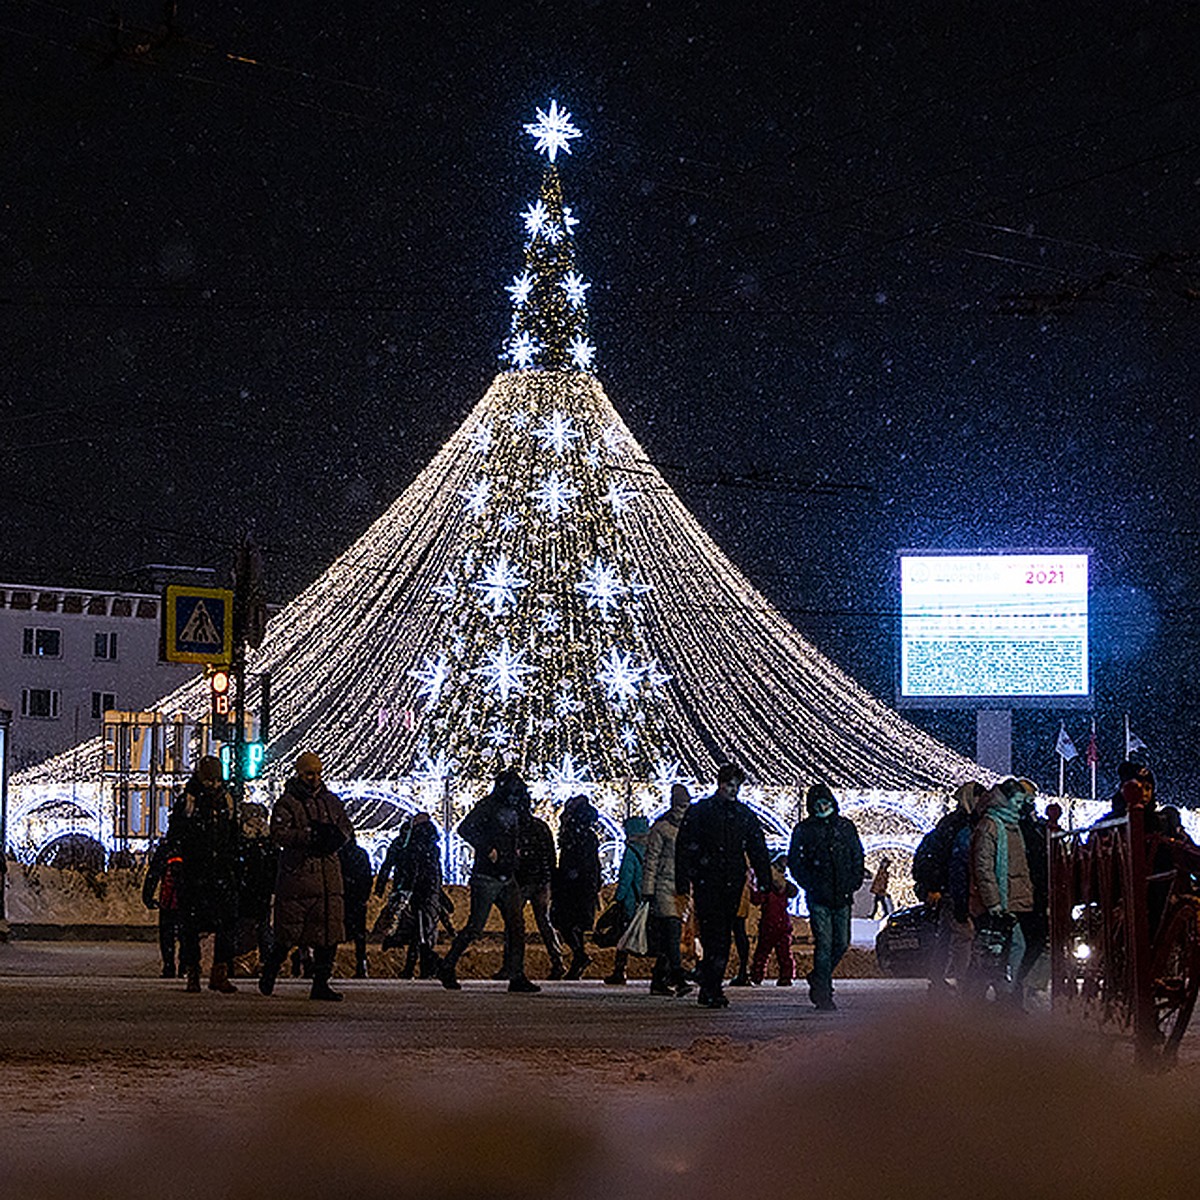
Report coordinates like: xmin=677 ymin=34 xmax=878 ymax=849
xmin=10 ymin=99 xmax=987 ymax=873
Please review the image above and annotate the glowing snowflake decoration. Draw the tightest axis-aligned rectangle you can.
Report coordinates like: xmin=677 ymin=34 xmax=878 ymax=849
xmin=409 ymin=653 xmax=451 ymax=705
xmin=643 ymin=657 xmax=673 ymax=693
xmin=582 ymin=443 xmax=601 ymax=469
xmin=596 ymin=647 xmax=645 ymax=703
xmin=524 ymin=99 xmax=581 ymax=163
xmin=506 ymin=270 xmax=534 ymax=306
xmin=498 ymin=510 xmax=520 ymax=534
xmin=458 ymin=477 xmax=490 ymax=517
xmin=508 ymin=331 xmax=541 ymax=369
xmin=511 ymin=409 xmax=530 ymax=430
xmin=652 ymin=759 xmax=697 ymax=793
xmin=413 ymin=750 xmax=456 ymax=782
xmin=602 ymin=424 xmax=629 ymax=452
xmin=528 ymin=470 xmax=579 ymax=521
xmin=532 ymin=410 xmax=582 ymax=457
xmin=562 ymin=205 xmax=579 ymax=235
xmin=553 ymin=678 xmax=583 ymax=716
xmin=468 ymin=422 xmax=494 ymax=454
xmin=577 ymin=557 xmax=627 ymax=618
xmin=628 ymin=573 xmax=653 ymax=597
xmin=545 ymin=752 xmax=594 ymax=801
xmin=619 ymin=725 xmax=638 ymax=753
xmin=568 ymin=336 xmax=596 ymax=371
xmin=521 ymin=200 xmax=550 ymax=238
xmin=603 ymin=479 xmax=637 ymax=515
xmin=431 ymin=570 xmax=458 ymax=603
xmin=540 ymin=607 xmax=562 ymax=633
xmin=472 ymin=638 xmax=536 ymax=702
xmin=484 ymin=721 xmax=513 ymax=748
xmin=542 ymin=222 xmax=563 ymax=244
xmin=560 ymin=271 xmax=590 ymax=308
xmin=472 ymin=552 xmax=529 ymax=617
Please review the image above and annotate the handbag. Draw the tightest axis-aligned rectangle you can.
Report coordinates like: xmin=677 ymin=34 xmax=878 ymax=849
xmin=592 ymin=902 xmax=625 ymax=948
xmin=616 ymin=900 xmax=651 ymax=956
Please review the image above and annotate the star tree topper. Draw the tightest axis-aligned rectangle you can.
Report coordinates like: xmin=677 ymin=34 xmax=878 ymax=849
xmin=524 ymin=99 xmax=581 ymax=162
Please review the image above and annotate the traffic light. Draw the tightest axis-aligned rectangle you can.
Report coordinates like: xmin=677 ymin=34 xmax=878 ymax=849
xmin=219 ymin=740 xmax=265 ymax=782
xmin=208 ymin=667 xmax=231 ymax=718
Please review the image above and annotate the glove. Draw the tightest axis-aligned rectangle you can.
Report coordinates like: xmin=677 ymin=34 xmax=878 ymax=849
xmin=987 ymin=904 xmax=1005 ymax=918
xmin=143 ymin=897 xmax=159 ymax=911
xmin=309 ymin=821 xmax=346 ymax=856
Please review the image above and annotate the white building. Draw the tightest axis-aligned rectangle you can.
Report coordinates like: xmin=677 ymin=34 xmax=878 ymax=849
xmin=0 ymin=582 xmax=200 ymax=772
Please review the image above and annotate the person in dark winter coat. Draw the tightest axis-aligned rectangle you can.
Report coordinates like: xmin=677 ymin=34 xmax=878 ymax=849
xmin=788 ymin=782 xmax=864 ymax=1011
xmin=383 ymin=813 xmax=445 ymax=979
xmin=339 ymin=833 xmax=373 ymax=979
xmin=675 ymin=763 xmax=772 ymax=1009
xmin=914 ymin=781 xmax=984 ymax=992
xmin=167 ymin=756 xmax=241 ymax=994
xmin=750 ymin=856 xmax=798 ymax=985
xmin=605 ymin=815 xmax=649 ymax=986
xmin=643 ymin=784 xmax=693 ymax=997
xmin=258 ymin=751 xmax=354 ymax=1002
xmin=504 ymin=800 xmax=566 ymax=981
xmin=142 ymin=838 xmax=188 ymax=978
xmin=552 ymin=794 xmax=603 ymax=980
xmin=440 ymin=768 xmax=540 ymax=994
xmin=235 ymin=802 xmax=277 ymax=974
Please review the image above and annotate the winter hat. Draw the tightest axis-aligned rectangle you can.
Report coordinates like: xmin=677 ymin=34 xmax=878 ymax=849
xmin=624 ymin=815 xmax=650 ymax=840
xmin=296 ymin=751 xmax=323 ymax=776
xmin=670 ymin=783 xmax=692 ymax=811
xmin=806 ymin=783 xmax=836 ymax=816
xmin=197 ymin=755 xmax=223 ymax=786
xmin=953 ymin=781 xmax=984 ymax=813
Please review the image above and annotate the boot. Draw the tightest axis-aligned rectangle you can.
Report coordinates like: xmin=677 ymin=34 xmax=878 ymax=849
xmin=418 ymin=948 xmax=442 ymax=979
xmin=355 ymin=957 xmax=369 ymax=980
xmin=208 ymin=962 xmax=238 ymax=994
xmin=161 ymin=961 xmax=176 ymax=979
xmin=548 ymin=958 xmax=566 ymax=981
xmin=564 ymin=952 xmax=591 ymax=981
xmin=310 ymin=966 xmax=343 ymax=1002
xmin=439 ymin=960 xmax=462 ymax=990
xmin=185 ymin=964 xmax=201 ymax=994
xmin=507 ymin=974 xmax=541 ymax=994
xmin=604 ymin=950 xmax=628 ymax=985
xmin=258 ymin=952 xmax=282 ymax=996
xmin=649 ymin=962 xmax=673 ymax=996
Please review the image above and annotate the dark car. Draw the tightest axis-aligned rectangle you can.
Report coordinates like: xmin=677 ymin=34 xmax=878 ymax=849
xmin=874 ymin=903 xmax=939 ymax=977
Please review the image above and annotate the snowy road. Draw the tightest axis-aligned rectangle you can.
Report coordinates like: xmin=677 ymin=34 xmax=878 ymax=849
xmin=2 ymin=941 xmax=1199 ymax=1198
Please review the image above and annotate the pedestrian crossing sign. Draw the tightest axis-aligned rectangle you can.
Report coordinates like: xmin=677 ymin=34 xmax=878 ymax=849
xmin=164 ymin=586 xmax=234 ymax=664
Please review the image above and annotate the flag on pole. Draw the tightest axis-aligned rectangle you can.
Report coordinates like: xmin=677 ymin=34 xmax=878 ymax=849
xmin=1086 ymin=719 xmax=1098 ymax=767
xmin=1127 ymin=728 xmax=1148 ymax=755
xmin=1056 ymin=723 xmax=1078 ymax=761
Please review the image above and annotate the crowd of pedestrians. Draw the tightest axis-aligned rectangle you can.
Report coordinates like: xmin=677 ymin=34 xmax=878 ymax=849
xmin=144 ymin=747 xmax=1174 ymax=1013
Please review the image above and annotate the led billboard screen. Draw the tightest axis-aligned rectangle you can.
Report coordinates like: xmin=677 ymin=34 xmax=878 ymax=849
xmin=899 ymin=552 xmax=1090 ymax=705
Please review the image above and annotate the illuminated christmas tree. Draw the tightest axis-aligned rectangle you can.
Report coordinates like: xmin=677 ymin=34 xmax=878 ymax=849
xmin=14 ymin=100 xmax=979 ymax=865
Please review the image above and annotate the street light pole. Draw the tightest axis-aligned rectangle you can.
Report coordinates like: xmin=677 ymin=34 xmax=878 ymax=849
xmin=0 ymin=708 xmax=12 ymax=928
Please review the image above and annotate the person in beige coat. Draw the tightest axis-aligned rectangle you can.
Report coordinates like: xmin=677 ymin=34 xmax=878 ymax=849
xmin=967 ymin=777 xmax=1033 ymax=1007
xmin=642 ymin=784 xmax=693 ymax=997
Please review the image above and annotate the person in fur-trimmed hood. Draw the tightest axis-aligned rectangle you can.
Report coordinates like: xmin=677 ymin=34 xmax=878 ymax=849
xmin=788 ymin=783 xmax=864 ymax=1011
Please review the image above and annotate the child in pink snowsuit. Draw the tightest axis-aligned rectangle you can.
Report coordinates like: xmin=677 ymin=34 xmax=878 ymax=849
xmin=750 ymin=856 xmax=798 ymax=985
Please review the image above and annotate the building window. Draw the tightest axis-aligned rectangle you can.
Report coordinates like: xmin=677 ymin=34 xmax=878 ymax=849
xmin=91 ymin=691 xmax=117 ymax=720
xmin=94 ymin=631 xmax=119 ymax=660
xmin=21 ymin=688 xmax=61 ymax=719
xmin=22 ymin=627 xmax=62 ymax=657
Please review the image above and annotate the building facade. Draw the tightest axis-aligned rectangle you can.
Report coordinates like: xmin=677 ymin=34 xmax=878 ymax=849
xmin=0 ymin=583 xmax=200 ymax=772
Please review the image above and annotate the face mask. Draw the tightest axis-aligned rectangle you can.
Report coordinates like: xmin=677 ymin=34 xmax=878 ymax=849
xmin=814 ymin=803 xmax=834 ymax=819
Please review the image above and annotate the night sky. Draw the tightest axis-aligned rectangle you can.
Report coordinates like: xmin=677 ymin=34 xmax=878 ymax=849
xmin=3 ymin=2 xmax=1198 ymax=796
